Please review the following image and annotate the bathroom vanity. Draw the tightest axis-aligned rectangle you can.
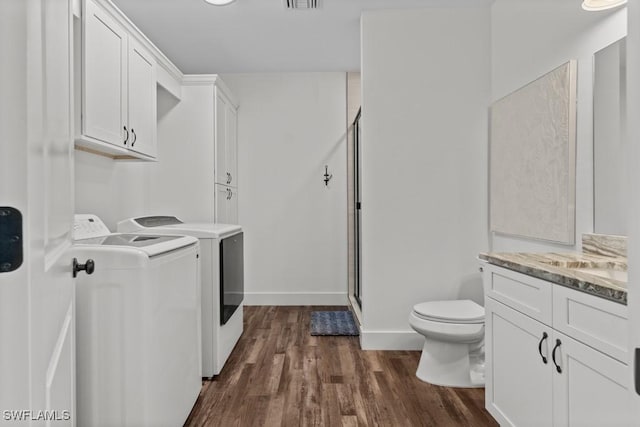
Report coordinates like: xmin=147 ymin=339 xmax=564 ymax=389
xmin=480 ymin=235 xmax=630 ymax=426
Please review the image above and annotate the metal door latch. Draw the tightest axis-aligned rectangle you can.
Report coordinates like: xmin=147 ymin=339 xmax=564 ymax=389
xmin=0 ymin=207 xmax=23 ymax=273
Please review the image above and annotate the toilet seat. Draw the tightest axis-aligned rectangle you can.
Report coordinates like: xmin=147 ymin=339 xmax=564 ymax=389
xmin=413 ymin=299 xmax=484 ymax=324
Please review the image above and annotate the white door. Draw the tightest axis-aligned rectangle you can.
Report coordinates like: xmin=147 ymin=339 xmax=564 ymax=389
xmin=226 ymin=105 xmax=237 ymax=188
xmin=0 ymin=0 xmax=77 ymax=425
xmin=215 ymin=92 xmax=228 ymax=185
xmin=628 ymin=0 xmax=640 ymax=420
xmin=127 ymin=39 xmax=157 ymax=158
xmin=228 ymin=187 xmax=238 ymax=224
xmin=485 ymin=298 xmax=554 ymax=427
xmin=552 ymin=331 xmax=631 ymax=427
xmin=215 ymin=184 xmax=230 ymax=224
xmin=82 ymin=0 xmax=127 ymax=147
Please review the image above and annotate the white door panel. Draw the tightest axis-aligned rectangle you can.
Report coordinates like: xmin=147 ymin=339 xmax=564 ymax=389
xmin=82 ymin=0 xmax=127 ymax=147
xmin=552 ymin=331 xmax=631 ymax=427
xmin=1 ymin=0 xmax=76 ymax=425
xmin=226 ymin=106 xmax=237 ymax=188
xmin=127 ymin=39 xmax=157 ymax=157
xmin=485 ymin=298 xmax=553 ymax=427
xmin=215 ymin=92 xmax=228 ymax=185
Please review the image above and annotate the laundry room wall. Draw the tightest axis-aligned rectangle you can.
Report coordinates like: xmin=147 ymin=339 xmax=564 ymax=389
xmin=74 ymin=150 xmax=147 ymax=230
xmin=221 ymin=72 xmax=348 ymax=305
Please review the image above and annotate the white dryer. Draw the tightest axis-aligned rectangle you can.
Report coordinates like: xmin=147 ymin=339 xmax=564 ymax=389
xmin=72 ymin=214 xmax=202 ymax=427
xmin=118 ymin=216 xmax=244 ymax=378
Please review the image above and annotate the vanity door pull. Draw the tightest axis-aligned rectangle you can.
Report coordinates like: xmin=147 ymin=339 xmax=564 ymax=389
xmin=552 ymin=339 xmax=562 ymax=373
xmin=538 ymin=332 xmax=548 ymax=364
xmin=131 ymin=129 xmax=137 ymax=147
xmin=123 ymin=126 xmax=129 ymax=145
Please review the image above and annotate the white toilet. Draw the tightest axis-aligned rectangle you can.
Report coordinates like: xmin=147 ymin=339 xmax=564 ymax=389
xmin=409 ymin=299 xmax=485 ymax=388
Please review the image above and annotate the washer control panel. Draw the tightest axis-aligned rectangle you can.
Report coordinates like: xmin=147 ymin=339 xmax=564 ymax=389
xmin=74 ymin=214 xmax=111 ymax=240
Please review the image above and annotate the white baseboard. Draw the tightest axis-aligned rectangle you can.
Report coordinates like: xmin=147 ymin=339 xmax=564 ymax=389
xmin=244 ymin=291 xmax=348 ymax=306
xmin=360 ymin=329 xmax=424 ymax=350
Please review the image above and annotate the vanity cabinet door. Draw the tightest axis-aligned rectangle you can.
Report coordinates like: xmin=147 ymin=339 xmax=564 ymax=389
xmin=485 ymin=298 xmax=553 ymax=427
xmin=551 ymin=331 xmax=631 ymax=427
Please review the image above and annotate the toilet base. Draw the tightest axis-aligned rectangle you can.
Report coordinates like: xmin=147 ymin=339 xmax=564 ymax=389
xmin=416 ymin=338 xmax=485 ymax=388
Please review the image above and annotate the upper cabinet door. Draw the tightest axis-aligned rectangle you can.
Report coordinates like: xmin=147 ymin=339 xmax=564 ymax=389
xmin=82 ymin=0 xmax=127 ymax=147
xmin=226 ymin=106 xmax=238 ymax=188
xmin=215 ymin=92 xmax=228 ymax=185
xmin=127 ymin=39 xmax=157 ymax=158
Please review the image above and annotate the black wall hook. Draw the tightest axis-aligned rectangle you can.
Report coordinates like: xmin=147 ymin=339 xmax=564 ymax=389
xmin=323 ymin=165 xmax=333 ymax=186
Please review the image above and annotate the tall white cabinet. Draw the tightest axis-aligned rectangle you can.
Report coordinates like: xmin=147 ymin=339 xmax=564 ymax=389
xmin=214 ymin=90 xmax=239 ymax=224
xmin=147 ymin=76 xmax=239 ymax=225
xmin=483 ymin=263 xmax=631 ymax=427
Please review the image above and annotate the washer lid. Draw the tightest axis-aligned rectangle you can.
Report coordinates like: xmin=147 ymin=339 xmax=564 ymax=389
xmin=73 ymin=234 xmax=197 ymax=257
xmin=118 ymin=216 xmax=242 ymax=239
xmin=413 ymin=300 xmax=485 ymax=323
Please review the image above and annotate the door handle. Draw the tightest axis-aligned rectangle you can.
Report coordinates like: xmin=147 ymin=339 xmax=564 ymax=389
xmin=73 ymin=258 xmax=95 ymax=278
xmin=552 ymin=339 xmax=562 ymax=373
xmin=123 ymin=126 xmax=129 ymax=145
xmin=131 ymin=129 xmax=137 ymax=147
xmin=538 ymin=332 xmax=548 ymax=364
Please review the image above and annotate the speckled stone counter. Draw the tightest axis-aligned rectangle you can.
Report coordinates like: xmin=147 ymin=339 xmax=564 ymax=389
xmin=479 ymin=251 xmax=627 ymax=305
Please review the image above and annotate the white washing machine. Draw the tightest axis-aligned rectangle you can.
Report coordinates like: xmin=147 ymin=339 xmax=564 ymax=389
xmin=71 ymin=214 xmax=202 ymax=427
xmin=118 ymin=216 xmax=244 ymax=378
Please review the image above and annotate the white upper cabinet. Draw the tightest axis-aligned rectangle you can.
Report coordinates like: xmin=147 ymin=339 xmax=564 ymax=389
xmin=127 ymin=39 xmax=157 ymax=158
xmin=77 ymin=0 xmax=157 ymax=160
xmin=215 ymin=90 xmax=238 ymax=188
xmin=226 ymin=106 xmax=238 ymax=188
xmin=82 ymin=0 xmax=127 ymax=147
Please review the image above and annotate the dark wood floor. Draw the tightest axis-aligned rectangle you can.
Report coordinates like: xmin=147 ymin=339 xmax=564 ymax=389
xmin=184 ymin=306 xmax=498 ymax=427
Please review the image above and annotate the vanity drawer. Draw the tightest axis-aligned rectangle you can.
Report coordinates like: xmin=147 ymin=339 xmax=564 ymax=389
xmin=483 ymin=264 xmax=552 ymax=326
xmin=553 ymin=285 xmax=628 ymax=364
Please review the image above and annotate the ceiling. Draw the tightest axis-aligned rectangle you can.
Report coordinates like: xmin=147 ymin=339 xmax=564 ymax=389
xmin=111 ymin=0 xmax=488 ymax=74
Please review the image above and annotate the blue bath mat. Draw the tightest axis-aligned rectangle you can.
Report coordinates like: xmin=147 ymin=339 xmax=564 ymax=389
xmin=310 ymin=311 xmax=359 ymax=336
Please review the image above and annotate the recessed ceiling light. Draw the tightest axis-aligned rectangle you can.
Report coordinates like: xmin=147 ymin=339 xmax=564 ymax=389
xmin=203 ymin=0 xmax=236 ymax=5
xmin=582 ymin=0 xmax=627 ymax=11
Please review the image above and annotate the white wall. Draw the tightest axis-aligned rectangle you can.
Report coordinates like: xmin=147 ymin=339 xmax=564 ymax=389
xmin=144 ymin=84 xmax=217 ymax=223
xmin=360 ymin=6 xmax=491 ymax=349
xmin=75 ymin=149 xmax=147 ymax=230
xmin=491 ymin=1 xmax=627 ymax=253
xmin=220 ymin=73 xmax=348 ymax=305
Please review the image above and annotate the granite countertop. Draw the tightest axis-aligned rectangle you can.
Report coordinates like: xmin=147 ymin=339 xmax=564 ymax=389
xmin=479 ymin=251 xmax=627 ymax=305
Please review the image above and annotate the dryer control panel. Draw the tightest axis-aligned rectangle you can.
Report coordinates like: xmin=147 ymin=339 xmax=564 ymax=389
xmin=74 ymin=214 xmax=111 ymax=240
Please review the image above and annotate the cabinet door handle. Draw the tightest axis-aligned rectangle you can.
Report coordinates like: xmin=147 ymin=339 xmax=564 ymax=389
xmin=552 ymin=339 xmax=562 ymax=373
xmin=123 ymin=126 xmax=129 ymax=145
xmin=227 ymin=172 xmax=231 ymax=184
xmin=229 ymin=173 xmax=232 ymax=184
xmin=229 ymin=189 xmax=233 ymax=199
xmin=538 ymin=332 xmax=548 ymax=364
xmin=131 ymin=129 xmax=136 ymax=147
xmin=226 ymin=188 xmax=231 ymax=200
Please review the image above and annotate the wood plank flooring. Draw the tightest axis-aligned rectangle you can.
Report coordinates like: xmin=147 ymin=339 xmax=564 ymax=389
xmin=184 ymin=306 xmax=498 ymax=427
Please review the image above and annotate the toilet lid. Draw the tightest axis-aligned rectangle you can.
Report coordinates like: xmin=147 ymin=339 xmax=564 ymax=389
xmin=413 ymin=300 xmax=485 ymax=323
